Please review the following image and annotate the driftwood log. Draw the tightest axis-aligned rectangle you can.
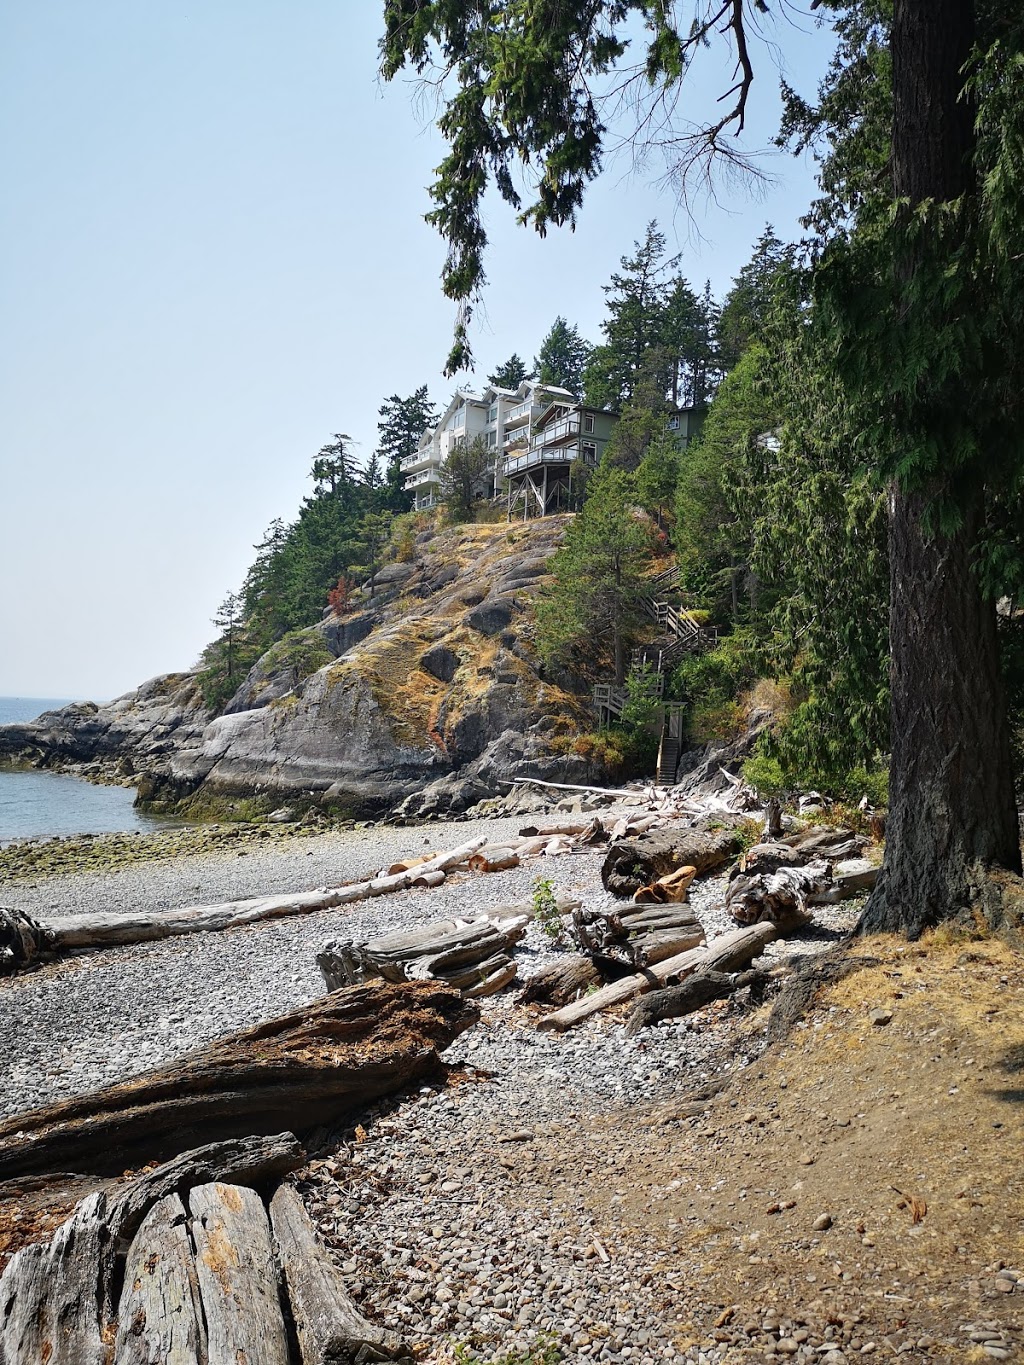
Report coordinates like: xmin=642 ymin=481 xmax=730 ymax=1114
xmin=517 ymin=955 xmax=605 ymax=1007
xmin=0 ymin=982 xmax=476 ymax=1180
xmin=0 ymin=838 xmax=490 ymax=973
xmin=536 ymin=922 xmax=779 ymax=1033
xmin=572 ymin=902 xmax=705 ymax=969
xmin=726 ymin=863 xmax=833 ymax=928
xmin=601 ymin=825 xmax=745 ymax=898
xmin=624 ymin=967 xmax=771 ymax=1037
xmin=269 ymin=1184 xmax=407 ymax=1364
xmin=1 ymin=1171 xmax=409 ymax=1365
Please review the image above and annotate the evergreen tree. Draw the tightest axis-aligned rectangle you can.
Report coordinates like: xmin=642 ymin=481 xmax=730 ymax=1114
xmin=487 ymin=354 xmax=529 ymax=389
xmin=537 ymin=467 xmax=656 ymax=684
xmin=440 ymin=435 xmax=491 ymax=521
xmin=310 ymin=433 xmax=360 ymax=500
xmin=533 ymin=317 xmax=592 ymax=396
xmin=376 ymin=386 xmax=438 ymax=512
xmin=582 ymin=223 xmax=678 ymax=409
xmin=718 ymin=227 xmax=796 ymax=369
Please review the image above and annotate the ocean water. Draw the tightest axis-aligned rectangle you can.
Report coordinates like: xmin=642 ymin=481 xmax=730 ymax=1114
xmin=0 ymin=696 xmax=170 ymax=843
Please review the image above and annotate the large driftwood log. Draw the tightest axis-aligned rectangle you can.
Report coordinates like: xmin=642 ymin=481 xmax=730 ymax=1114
xmin=623 ymin=968 xmax=770 ymax=1037
xmin=536 ymin=922 xmax=779 ymax=1033
xmin=270 ymin=1184 xmax=407 ymax=1364
xmin=108 ymin=1132 xmax=306 ymax=1252
xmin=112 ymin=1194 xmax=205 ymax=1365
xmin=601 ymin=826 xmax=744 ymax=897
xmin=517 ymin=956 xmax=605 ymax=1006
xmin=10 ymin=838 xmax=488 ymax=970
xmin=0 ymin=1191 xmax=111 ymax=1365
xmin=726 ymin=863 xmax=832 ymax=928
xmin=189 ymin=1182 xmax=290 ymax=1365
xmin=0 ymin=982 xmax=477 ymax=1180
xmin=318 ymin=910 xmax=530 ymax=991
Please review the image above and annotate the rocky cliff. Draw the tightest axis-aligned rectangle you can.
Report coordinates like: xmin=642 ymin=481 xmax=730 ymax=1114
xmin=0 ymin=518 xmax=595 ymax=818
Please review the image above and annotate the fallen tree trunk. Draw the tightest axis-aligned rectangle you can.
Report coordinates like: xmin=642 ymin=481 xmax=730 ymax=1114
xmin=623 ymin=968 xmax=770 ymax=1037
xmin=726 ymin=863 xmax=832 ymax=929
xmin=602 ymin=826 xmax=744 ymax=898
xmin=113 ymin=1193 xmax=206 ymax=1365
xmin=318 ymin=909 xmax=530 ymax=990
xmin=269 ymin=1184 xmax=407 ymax=1364
xmin=517 ymin=956 xmax=605 ymax=1007
xmin=0 ymin=982 xmax=477 ymax=1180
xmin=10 ymin=837 xmax=489 ymax=969
xmin=536 ymin=923 xmax=779 ymax=1033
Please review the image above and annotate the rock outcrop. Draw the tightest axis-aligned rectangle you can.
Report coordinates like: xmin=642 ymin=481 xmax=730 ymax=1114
xmin=0 ymin=519 xmax=594 ymax=817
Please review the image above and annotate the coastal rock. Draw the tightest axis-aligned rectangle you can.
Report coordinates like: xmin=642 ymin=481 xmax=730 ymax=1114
xmin=0 ymin=520 xmax=593 ymax=818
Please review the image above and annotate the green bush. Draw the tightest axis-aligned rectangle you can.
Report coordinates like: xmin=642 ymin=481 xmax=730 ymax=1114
xmin=258 ymin=628 xmax=333 ymax=683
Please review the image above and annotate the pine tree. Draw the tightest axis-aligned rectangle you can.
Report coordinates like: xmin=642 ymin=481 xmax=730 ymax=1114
xmin=533 ymin=317 xmax=592 ymax=396
xmin=487 ymin=354 xmax=529 ymax=389
xmin=718 ymin=227 xmax=796 ymax=369
xmin=440 ymin=435 xmax=491 ymax=521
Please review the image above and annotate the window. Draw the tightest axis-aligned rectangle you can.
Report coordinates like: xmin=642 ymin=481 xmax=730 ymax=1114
xmin=582 ymin=441 xmax=597 ymax=465
xmin=583 ymin=413 xmax=595 ymax=433
xmin=667 ymin=415 xmax=680 ymax=431
xmin=488 ymin=404 xmax=498 ymax=423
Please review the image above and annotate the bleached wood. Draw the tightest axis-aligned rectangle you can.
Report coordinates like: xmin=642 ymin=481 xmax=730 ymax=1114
xmin=0 ymin=1191 xmax=110 ymax=1365
xmin=35 ymin=837 xmax=488 ymax=956
xmin=269 ymin=1184 xmax=406 ymax=1364
xmin=536 ymin=923 xmax=779 ymax=1033
xmin=113 ymin=1194 xmax=205 ymax=1365
xmin=189 ymin=1182 xmax=289 ymax=1365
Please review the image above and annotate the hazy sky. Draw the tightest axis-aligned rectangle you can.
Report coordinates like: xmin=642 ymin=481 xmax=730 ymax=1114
xmin=1 ymin=3 xmax=836 ymax=701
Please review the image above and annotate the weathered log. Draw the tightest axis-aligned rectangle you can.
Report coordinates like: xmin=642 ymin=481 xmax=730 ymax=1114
xmin=467 ymin=846 xmax=521 ymax=873
xmin=624 ymin=927 xmax=707 ymax=967
xmin=24 ymin=837 xmax=488 ymax=962
xmin=602 ymin=826 xmax=744 ymax=897
xmin=0 ymin=1190 xmax=111 ymax=1364
xmin=410 ymin=869 xmax=446 ymax=888
xmin=623 ymin=968 xmax=769 ymax=1037
xmin=571 ymin=902 xmax=704 ymax=965
xmin=108 ymin=1132 xmax=306 ymax=1252
xmin=517 ymin=956 xmax=604 ymax=1007
xmin=463 ymin=959 xmax=518 ymax=998
xmin=726 ymin=863 xmax=831 ymax=928
xmin=189 ymin=1182 xmax=290 ymax=1365
xmin=833 ymin=857 xmax=880 ymax=895
xmin=269 ymin=1184 xmax=407 ymax=1364
xmin=0 ymin=908 xmax=53 ymax=975
xmin=386 ymin=853 xmax=437 ymax=875
xmin=113 ymin=1194 xmax=205 ymax=1365
xmin=0 ymin=982 xmax=477 ymax=1180
xmin=536 ymin=923 xmax=779 ymax=1033
xmin=784 ymin=826 xmax=865 ymax=860
xmin=319 ymin=913 xmax=530 ymax=990
xmin=431 ymin=951 xmax=514 ymax=991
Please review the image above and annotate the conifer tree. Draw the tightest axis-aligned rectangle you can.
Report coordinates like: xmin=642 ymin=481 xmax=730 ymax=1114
xmin=487 ymin=354 xmax=529 ymax=389
xmin=376 ymin=386 xmax=438 ymax=512
xmin=533 ymin=317 xmax=592 ymax=396
xmin=537 ymin=467 xmax=656 ymax=684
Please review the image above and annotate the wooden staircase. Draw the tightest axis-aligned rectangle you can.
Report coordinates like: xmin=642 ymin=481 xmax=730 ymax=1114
xmin=591 ymin=567 xmax=720 ymax=787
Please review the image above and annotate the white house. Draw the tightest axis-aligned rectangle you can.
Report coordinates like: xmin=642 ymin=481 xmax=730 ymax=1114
xmin=403 ymin=378 xmax=575 ymax=510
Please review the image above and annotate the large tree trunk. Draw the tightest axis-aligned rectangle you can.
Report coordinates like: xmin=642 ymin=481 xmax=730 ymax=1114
xmin=863 ymin=0 xmax=1022 ymax=935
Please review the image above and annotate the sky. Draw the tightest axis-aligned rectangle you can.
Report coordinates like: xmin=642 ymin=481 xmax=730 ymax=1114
xmin=0 ymin=2 xmax=837 ymax=701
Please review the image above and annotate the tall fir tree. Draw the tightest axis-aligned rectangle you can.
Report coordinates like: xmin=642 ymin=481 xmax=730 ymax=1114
xmin=487 ymin=354 xmax=529 ymax=389
xmin=533 ymin=316 xmax=592 ymax=396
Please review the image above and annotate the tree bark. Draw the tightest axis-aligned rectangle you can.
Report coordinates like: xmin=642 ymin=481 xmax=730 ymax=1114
xmin=864 ymin=0 xmax=1022 ymax=935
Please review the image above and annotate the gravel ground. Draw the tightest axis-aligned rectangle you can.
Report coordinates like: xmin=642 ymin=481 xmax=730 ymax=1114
xmin=0 ymin=809 xmax=861 ymax=1364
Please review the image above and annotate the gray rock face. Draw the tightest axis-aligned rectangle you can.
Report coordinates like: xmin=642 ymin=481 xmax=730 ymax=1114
xmin=0 ymin=674 xmax=211 ymax=790
xmin=0 ymin=519 xmax=593 ymax=817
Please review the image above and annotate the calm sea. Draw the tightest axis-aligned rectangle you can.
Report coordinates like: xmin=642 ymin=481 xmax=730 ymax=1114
xmin=0 ymin=697 xmax=171 ymax=843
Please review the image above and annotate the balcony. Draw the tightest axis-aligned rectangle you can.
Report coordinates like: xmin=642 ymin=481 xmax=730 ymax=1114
xmin=401 ymin=450 xmax=433 ymax=472
xmin=504 ymin=401 xmax=534 ymax=426
xmin=404 ymin=468 xmax=440 ymax=489
xmin=505 ymin=442 xmax=596 ymax=476
xmin=503 ymin=427 xmax=529 ymax=449
xmin=531 ymin=416 xmax=580 ymax=449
